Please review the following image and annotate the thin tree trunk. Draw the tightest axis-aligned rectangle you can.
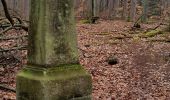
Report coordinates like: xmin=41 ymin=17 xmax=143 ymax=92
xmin=1 ymin=0 xmax=14 ymax=25
xmin=130 ymin=0 xmax=137 ymax=22
xmin=141 ymin=0 xmax=148 ymax=22
xmin=122 ymin=0 xmax=128 ymax=20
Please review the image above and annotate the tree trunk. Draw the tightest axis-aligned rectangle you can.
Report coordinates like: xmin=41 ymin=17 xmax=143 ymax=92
xmin=122 ymin=0 xmax=128 ymax=20
xmin=130 ymin=0 xmax=137 ymax=22
xmin=141 ymin=0 xmax=148 ymax=22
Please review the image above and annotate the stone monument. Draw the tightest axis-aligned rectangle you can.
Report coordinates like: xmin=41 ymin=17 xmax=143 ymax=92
xmin=16 ymin=0 xmax=92 ymax=99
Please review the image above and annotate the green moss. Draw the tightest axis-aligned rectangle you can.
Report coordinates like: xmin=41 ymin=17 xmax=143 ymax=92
xmin=99 ymin=32 xmax=110 ymax=35
xmin=127 ymin=16 xmax=131 ymax=22
xmin=79 ymin=19 xmax=91 ymax=24
xmin=70 ymin=95 xmax=91 ymax=100
xmin=147 ymin=19 xmax=157 ymax=24
xmin=18 ymin=64 xmax=89 ymax=80
xmin=145 ymin=29 xmax=163 ymax=37
xmin=17 ymin=64 xmax=92 ymax=100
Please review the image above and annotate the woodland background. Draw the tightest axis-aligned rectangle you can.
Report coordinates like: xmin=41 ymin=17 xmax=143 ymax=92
xmin=0 ymin=0 xmax=170 ymax=100
xmin=0 ymin=0 xmax=170 ymax=22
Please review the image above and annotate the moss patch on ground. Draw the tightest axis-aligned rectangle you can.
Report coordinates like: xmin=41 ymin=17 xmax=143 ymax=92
xmin=145 ymin=29 xmax=163 ymax=37
xmin=79 ymin=19 xmax=91 ymax=24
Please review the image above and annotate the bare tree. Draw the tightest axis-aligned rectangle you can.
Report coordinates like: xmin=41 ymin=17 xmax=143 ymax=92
xmin=0 ymin=0 xmax=28 ymax=33
xmin=141 ymin=0 xmax=148 ymax=22
xmin=130 ymin=0 xmax=137 ymax=22
xmin=122 ymin=0 xmax=128 ymax=20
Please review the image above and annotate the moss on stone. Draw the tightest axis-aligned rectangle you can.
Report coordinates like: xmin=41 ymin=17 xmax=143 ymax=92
xmin=70 ymin=95 xmax=91 ymax=100
xmin=18 ymin=0 xmax=92 ymax=99
xmin=17 ymin=64 xmax=92 ymax=100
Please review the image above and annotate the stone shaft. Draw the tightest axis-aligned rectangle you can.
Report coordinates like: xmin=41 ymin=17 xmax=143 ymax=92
xmin=28 ymin=0 xmax=78 ymax=66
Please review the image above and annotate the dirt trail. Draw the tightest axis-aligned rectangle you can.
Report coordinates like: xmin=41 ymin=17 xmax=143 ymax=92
xmin=77 ymin=20 xmax=170 ymax=100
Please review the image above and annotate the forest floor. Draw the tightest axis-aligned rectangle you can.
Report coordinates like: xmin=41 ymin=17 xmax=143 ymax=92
xmin=0 ymin=20 xmax=170 ymax=100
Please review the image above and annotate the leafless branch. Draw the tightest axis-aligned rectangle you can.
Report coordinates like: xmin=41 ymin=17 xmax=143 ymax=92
xmin=0 ymin=0 xmax=28 ymax=32
xmin=1 ymin=0 xmax=14 ymax=25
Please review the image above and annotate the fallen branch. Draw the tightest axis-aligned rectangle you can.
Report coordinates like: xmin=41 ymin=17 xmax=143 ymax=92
xmin=112 ymin=36 xmax=133 ymax=39
xmin=14 ymin=24 xmax=28 ymax=31
xmin=153 ymin=23 xmax=163 ymax=30
xmin=0 ymin=84 xmax=16 ymax=93
xmin=145 ymin=23 xmax=164 ymax=33
xmin=147 ymin=39 xmax=170 ymax=43
xmin=0 ymin=26 xmax=13 ymax=35
xmin=0 ymin=24 xmax=11 ymax=29
xmin=0 ymin=34 xmax=28 ymax=40
xmin=12 ymin=17 xmax=29 ymax=31
xmin=0 ymin=46 xmax=27 ymax=52
xmin=0 ymin=24 xmax=28 ymax=35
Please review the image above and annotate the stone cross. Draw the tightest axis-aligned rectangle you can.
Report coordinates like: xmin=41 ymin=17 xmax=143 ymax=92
xmin=16 ymin=0 xmax=92 ymax=99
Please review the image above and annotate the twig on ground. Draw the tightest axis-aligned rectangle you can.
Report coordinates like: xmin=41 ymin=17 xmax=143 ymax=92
xmin=0 ymin=26 xmax=13 ymax=35
xmin=0 ymin=24 xmax=11 ymax=29
xmin=14 ymin=24 xmax=28 ymax=32
xmin=0 ymin=46 xmax=27 ymax=52
xmin=112 ymin=36 xmax=133 ymax=39
xmin=145 ymin=23 xmax=164 ymax=33
xmin=0 ymin=84 xmax=16 ymax=93
xmin=0 ymin=34 xmax=28 ymax=40
xmin=0 ymin=24 xmax=28 ymax=35
xmin=146 ymin=39 xmax=170 ymax=43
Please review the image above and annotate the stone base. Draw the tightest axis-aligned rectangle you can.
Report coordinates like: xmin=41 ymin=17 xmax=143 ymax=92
xmin=16 ymin=64 xmax=92 ymax=100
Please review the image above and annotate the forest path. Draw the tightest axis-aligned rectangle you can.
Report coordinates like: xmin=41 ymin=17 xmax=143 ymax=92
xmin=77 ymin=20 xmax=170 ymax=100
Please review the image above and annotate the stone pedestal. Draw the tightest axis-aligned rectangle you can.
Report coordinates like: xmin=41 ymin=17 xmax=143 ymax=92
xmin=16 ymin=0 xmax=92 ymax=99
xmin=17 ymin=64 xmax=92 ymax=100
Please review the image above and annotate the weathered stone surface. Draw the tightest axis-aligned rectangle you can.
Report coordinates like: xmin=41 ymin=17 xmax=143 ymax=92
xmin=28 ymin=0 xmax=78 ymax=66
xmin=17 ymin=0 xmax=92 ymax=99
xmin=17 ymin=64 xmax=92 ymax=100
